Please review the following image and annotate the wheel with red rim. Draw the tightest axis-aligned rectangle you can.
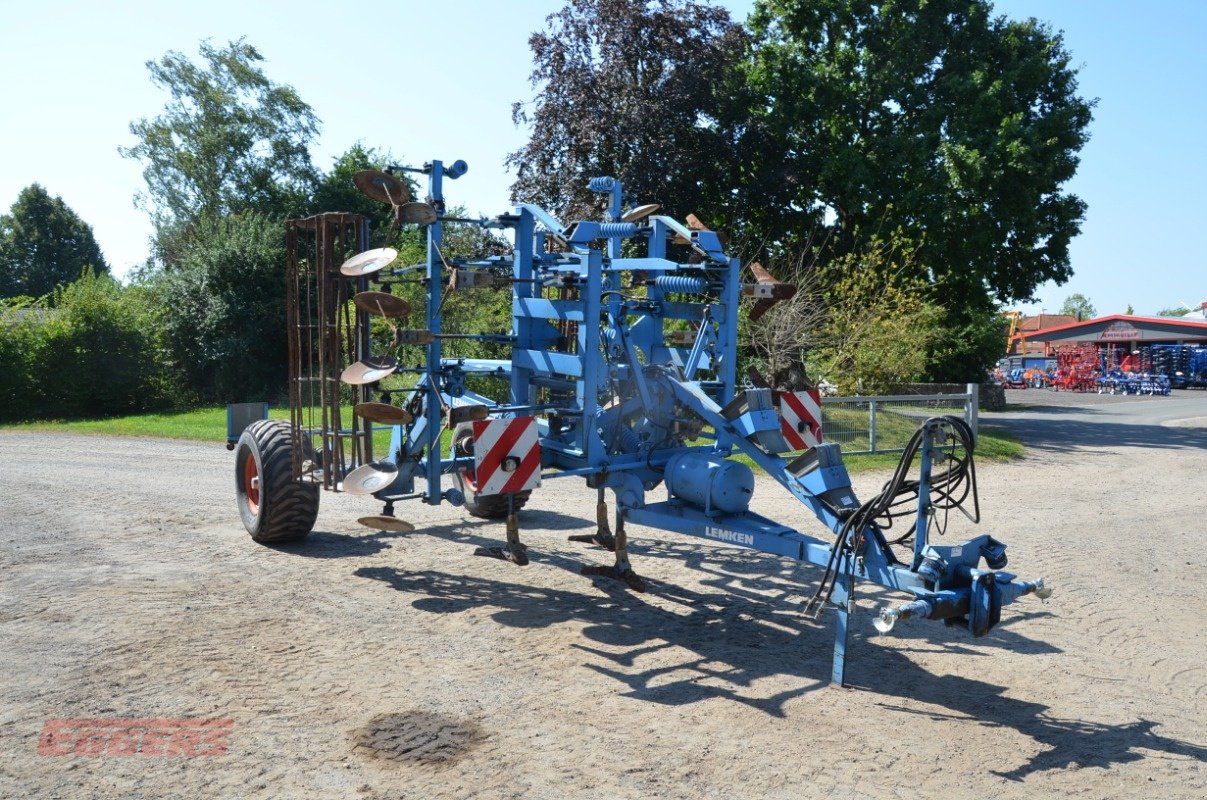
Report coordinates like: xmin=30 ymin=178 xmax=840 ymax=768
xmin=450 ymin=422 xmax=530 ymax=519
xmin=235 ymin=419 xmax=319 ymax=543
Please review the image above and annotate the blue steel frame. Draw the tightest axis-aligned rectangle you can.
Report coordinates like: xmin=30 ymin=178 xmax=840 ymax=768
xmin=357 ymin=162 xmax=1049 ymax=685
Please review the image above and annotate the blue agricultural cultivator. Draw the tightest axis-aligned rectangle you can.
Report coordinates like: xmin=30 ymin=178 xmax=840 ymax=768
xmin=231 ymin=158 xmax=1052 ymax=685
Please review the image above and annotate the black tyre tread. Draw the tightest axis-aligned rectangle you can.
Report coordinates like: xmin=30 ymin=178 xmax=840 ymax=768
xmin=450 ymin=423 xmax=531 ymax=520
xmin=240 ymin=419 xmax=319 ymax=543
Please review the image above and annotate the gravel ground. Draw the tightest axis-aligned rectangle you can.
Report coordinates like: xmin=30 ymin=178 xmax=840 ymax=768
xmin=1 ymin=390 xmax=1204 ymax=799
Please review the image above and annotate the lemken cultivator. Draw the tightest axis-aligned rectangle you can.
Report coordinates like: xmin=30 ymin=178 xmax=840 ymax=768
xmin=231 ymin=158 xmax=1051 ymax=685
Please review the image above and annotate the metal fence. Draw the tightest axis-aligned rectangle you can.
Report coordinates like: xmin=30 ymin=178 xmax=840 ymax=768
xmin=821 ymin=383 xmax=979 ymax=456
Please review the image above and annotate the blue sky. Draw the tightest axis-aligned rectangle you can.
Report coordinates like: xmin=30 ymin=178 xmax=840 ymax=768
xmin=1 ymin=1 xmax=1203 ymax=316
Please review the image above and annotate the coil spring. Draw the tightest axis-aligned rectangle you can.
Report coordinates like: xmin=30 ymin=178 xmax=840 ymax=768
xmin=588 ymin=176 xmax=616 ymax=192
xmin=655 ymin=275 xmax=709 ymax=294
xmin=598 ymin=222 xmax=638 ymax=238
xmin=614 ymin=425 xmax=642 ymax=453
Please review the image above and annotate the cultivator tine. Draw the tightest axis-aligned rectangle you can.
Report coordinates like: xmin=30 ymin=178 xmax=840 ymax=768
xmin=473 ymin=512 xmax=529 ymax=566
xmin=580 ymin=511 xmax=645 ymax=592
xmin=568 ymin=487 xmax=616 ymax=550
xmin=744 ymin=261 xmax=797 ymax=322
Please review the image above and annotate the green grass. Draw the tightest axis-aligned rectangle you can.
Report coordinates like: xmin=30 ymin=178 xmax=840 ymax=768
xmin=1 ymin=406 xmax=291 ymax=441
xmin=3 ymin=406 xmax=1024 ymax=474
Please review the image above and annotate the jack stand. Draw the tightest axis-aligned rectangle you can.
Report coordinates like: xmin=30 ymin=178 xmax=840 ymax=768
xmin=568 ymin=487 xmax=616 ymax=550
xmin=581 ymin=510 xmax=645 ymax=592
xmin=473 ymin=498 xmax=530 ymax=566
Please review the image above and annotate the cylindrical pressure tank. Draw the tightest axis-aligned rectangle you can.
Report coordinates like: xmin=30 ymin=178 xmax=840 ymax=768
xmin=663 ymin=453 xmax=755 ymax=514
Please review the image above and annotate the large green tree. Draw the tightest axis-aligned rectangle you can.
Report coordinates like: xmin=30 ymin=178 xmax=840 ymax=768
xmin=744 ymin=0 xmax=1093 ymax=305
xmin=0 ymin=184 xmax=108 ymax=300
xmin=120 ymin=38 xmax=320 ymax=239
xmin=507 ymin=0 xmax=751 ymax=224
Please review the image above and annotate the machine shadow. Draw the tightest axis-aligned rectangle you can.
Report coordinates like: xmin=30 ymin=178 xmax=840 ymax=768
xmin=859 ymin=674 xmax=1207 ymax=780
xmin=351 ymin=528 xmax=1059 ymax=719
xmin=342 ymin=521 xmax=1207 ymax=777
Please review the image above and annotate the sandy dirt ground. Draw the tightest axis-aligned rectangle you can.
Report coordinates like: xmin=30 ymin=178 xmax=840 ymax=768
xmin=1 ymin=390 xmax=1205 ymax=799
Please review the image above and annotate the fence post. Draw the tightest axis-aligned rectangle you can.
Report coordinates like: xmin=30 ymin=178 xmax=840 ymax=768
xmin=868 ymin=398 xmax=878 ymax=454
xmin=966 ymin=382 xmax=979 ymax=440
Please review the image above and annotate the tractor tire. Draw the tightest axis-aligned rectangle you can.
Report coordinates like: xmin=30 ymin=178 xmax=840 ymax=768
xmin=235 ymin=419 xmax=320 ymax=543
xmin=449 ymin=422 xmax=530 ymax=519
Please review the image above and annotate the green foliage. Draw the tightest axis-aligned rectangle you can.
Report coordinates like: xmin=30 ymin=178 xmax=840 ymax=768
xmin=145 ymin=213 xmax=289 ymax=404
xmin=1155 ymin=305 xmax=1191 ymax=317
xmin=807 ymin=238 xmax=944 ymax=394
xmin=926 ymin=306 xmax=1010 ymax=383
xmin=1059 ymin=292 xmax=1096 ymax=320
xmin=120 ymin=38 xmax=320 ymax=240
xmin=508 ymin=0 xmax=750 ymax=223
xmin=744 ymin=0 xmax=1093 ymax=310
xmin=0 ymin=272 xmax=170 ymax=421
xmin=0 ymin=184 xmax=108 ymax=300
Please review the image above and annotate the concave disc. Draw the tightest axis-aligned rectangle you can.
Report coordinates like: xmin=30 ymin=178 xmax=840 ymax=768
xmin=353 ymin=170 xmax=412 ymax=205
xmin=396 ymin=201 xmax=438 ymax=226
xmin=357 ymin=515 xmax=416 ymax=533
xmin=353 ymin=291 xmax=411 ymax=319
xmin=354 ymin=402 xmax=413 ymax=425
xmin=339 ymin=247 xmax=398 ymax=277
xmin=340 ymin=355 xmax=399 ymax=386
xmin=621 ymin=203 xmax=661 ymax=223
xmin=343 ymin=462 xmax=399 ymax=496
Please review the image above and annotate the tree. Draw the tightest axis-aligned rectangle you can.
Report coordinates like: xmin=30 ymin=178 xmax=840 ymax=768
xmin=0 ymin=184 xmax=108 ymax=299
xmin=1156 ymin=305 xmax=1191 ymax=317
xmin=1125 ymin=303 xmax=1134 ymax=315
xmin=1059 ymin=292 xmax=1096 ymax=320
xmin=507 ymin=0 xmax=750 ymax=223
xmin=147 ymin=212 xmax=290 ymax=403
xmin=120 ymin=38 xmax=320 ymax=238
xmin=744 ymin=0 xmax=1094 ymax=308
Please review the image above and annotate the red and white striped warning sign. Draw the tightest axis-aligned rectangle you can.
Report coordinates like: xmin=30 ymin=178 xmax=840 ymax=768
xmin=470 ymin=417 xmax=541 ymax=496
xmin=778 ymin=389 xmax=823 ymax=451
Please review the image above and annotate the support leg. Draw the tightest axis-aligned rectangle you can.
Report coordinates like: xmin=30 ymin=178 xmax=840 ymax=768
xmin=568 ymin=487 xmax=616 ymax=550
xmin=829 ymin=572 xmax=854 ymax=687
xmin=581 ymin=509 xmax=645 ymax=592
xmin=473 ymin=497 xmax=530 ymax=566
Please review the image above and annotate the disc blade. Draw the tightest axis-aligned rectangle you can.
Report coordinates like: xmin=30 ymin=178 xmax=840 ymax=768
xmin=447 ymin=404 xmax=490 ymax=425
xmin=353 ymin=170 xmax=412 ymax=205
xmin=353 ymin=402 xmax=413 ymax=425
xmin=343 ymin=462 xmax=399 ymax=496
xmin=357 ymin=515 xmax=416 ymax=533
xmin=340 ymin=247 xmax=398 ymax=277
xmin=353 ymin=291 xmax=411 ymax=319
xmin=396 ymin=201 xmax=438 ymax=226
xmin=621 ymin=203 xmax=661 ymax=223
xmin=340 ymin=355 xmax=399 ymax=385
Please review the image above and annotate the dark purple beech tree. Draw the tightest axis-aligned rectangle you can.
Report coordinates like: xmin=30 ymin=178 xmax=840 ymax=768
xmin=507 ymin=0 xmax=753 ymax=227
